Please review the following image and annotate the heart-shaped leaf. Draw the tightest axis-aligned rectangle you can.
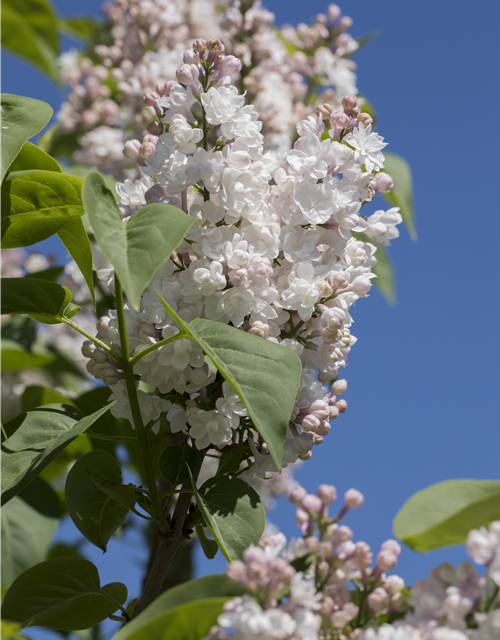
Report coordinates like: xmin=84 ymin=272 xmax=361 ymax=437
xmin=82 ymin=171 xmax=194 ymax=309
xmin=158 ymin=296 xmax=302 ymax=468
xmin=189 ymin=472 xmax=265 ymax=561
xmin=1 ymin=558 xmax=127 ymax=630
xmin=380 ymin=152 xmax=416 ymax=239
xmin=114 ymin=575 xmax=244 ymax=640
xmin=0 ymin=94 xmax=53 ymax=182
xmin=394 ymin=479 xmax=500 ymax=551
xmin=65 ymin=450 xmax=130 ymax=551
xmin=1 ymin=403 xmax=114 ymax=504
xmin=1 ymin=170 xmax=84 ymax=248
xmin=158 ymin=442 xmax=202 ymax=487
xmin=1 ymin=277 xmax=80 ymax=324
xmin=6 ymin=141 xmax=61 ymax=176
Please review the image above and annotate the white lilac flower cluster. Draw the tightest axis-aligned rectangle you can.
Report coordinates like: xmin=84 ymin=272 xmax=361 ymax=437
xmin=210 ymin=486 xmax=500 ymax=640
xmin=58 ymin=0 xmax=361 ymax=172
xmin=82 ymin=41 xmax=401 ymax=472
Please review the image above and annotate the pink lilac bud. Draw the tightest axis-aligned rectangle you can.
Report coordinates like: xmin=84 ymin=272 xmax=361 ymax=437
xmin=353 ymin=541 xmax=373 ymax=569
xmin=357 ymin=112 xmax=373 ymax=127
xmin=183 ymin=49 xmax=199 ymax=64
xmin=317 ymin=484 xmax=337 ymax=505
xmin=377 ymin=550 xmax=398 ymax=571
xmin=302 ymin=494 xmax=323 ymax=514
xmin=81 ymin=340 xmax=96 ymax=358
xmin=305 ymin=536 xmax=320 ymax=552
xmin=339 ymin=15 xmax=353 ymax=30
xmin=332 ymin=272 xmax=349 ymax=290
xmin=466 ymin=527 xmax=495 ymax=564
xmin=140 ymin=141 xmax=156 ymax=158
xmin=331 ymin=602 xmax=359 ymax=629
xmin=302 ymin=414 xmax=321 ymax=433
xmin=96 ymin=315 xmax=110 ymax=333
xmin=332 ymin=379 xmax=347 ymax=395
xmin=335 ymin=399 xmax=347 ymax=413
xmin=309 ymin=399 xmax=331 ymax=421
xmin=381 ymin=539 xmax=402 ymax=556
xmin=102 ymin=367 xmax=120 ymax=386
xmin=321 ymin=595 xmax=335 ymax=616
xmin=192 ymin=39 xmax=207 ymax=53
xmin=319 ymin=541 xmax=334 ymax=558
xmin=176 ymin=63 xmax=200 ymax=85
xmin=374 ymin=172 xmax=394 ymax=194
xmin=368 ymin=587 xmax=390 ymax=612
xmin=147 ymin=121 xmax=163 ymax=136
xmin=143 ymin=92 xmax=160 ymax=107
xmin=226 ymin=560 xmax=247 ymax=583
xmin=342 ymin=95 xmax=357 ymax=111
xmin=207 ymin=39 xmax=225 ymax=53
xmin=337 ymin=540 xmax=355 ymax=560
xmin=123 ymin=139 xmax=142 ymax=160
xmin=221 ymin=55 xmax=242 ymax=75
xmin=390 ymin=592 xmax=407 ymax=612
xmin=295 ymin=508 xmax=310 ymax=527
xmin=145 ymin=184 xmax=166 ymax=203
xmin=329 ymin=405 xmax=340 ymax=420
xmin=344 ymin=489 xmax=364 ymax=509
xmin=384 ymin=574 xmax=405 ymax=594
xmin=317 ymin=103 xmax=334 ymax=119
xmin=92 ymin=348 xmax=108 ymax=364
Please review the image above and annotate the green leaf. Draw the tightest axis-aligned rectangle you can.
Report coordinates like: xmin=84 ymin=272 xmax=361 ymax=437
xmin=88 ymin=475 xmax=141 ymax=512
xmin=57 ymin=217 xmax=95 ymax=305
xmin=58 ymin=16 xmax=99 ymax=41
xmin=0 ymin=94 xmax=53 ymax=183
xmin=83 ymin=172 xmax=194 ymax=309
xmin=116 ymin=598 xmax=228 ymax=640
xmin=1 ymin=403 xmax=114 ymax=504
xmin=22 ymin=266 xmax=64 ymax=281
xmin=1 ymin=558 xmax=127 ymax=630
xmin=1 ymin=340 xmax=56 ymax=371
xmin=65 ymin=450 xmax=129 ymax=551
xmin=158 ymin=442 xmax=202 ymax=487
xmin=21 ymin=385 xmax=74 ymax=412
xmin=217 ymin=444 xmax=248 ymax=475
xmin=64 ymin=164 xmax=118 ymax=201
xmin=381 ymin=152 xmax=416 ymax=240
xmin=1 ymin=277 xmax=80 ymax=324
xmin=1 ymin=493 xmax=58 ymax=589
xmin=394 ymin=479 xmax=500 ymax=551
xmin=196 ymin=525 xmax=219 ymax=560
xmin=190 ymin=472 xmax=265 ymax=561
xmin=114 ymin=575 xmax=244 ymax=640
xmin=6 ymin=142 xmax=61 ymax=175
xmin=158 ymin=297 xmax=302 ymax=468
xmin=1 ymin=170 xmax=84 ymax=248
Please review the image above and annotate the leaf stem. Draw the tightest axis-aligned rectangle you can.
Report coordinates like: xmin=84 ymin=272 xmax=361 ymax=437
xmin=87 ymin=430 xmax=139 ymax=444
xmin=129 ymin=332 xmax=187 ymax=366
xmin=114 ymin=274 xmax=170 ymax=534
xmin=61 ymin=317 xmax=122 ymax=364
xmin=1 ymin=423 xmax=8 ymax=441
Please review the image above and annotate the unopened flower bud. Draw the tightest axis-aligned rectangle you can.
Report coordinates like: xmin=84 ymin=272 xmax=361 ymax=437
xmin=97 ymin=316 xmax=111 ymax=333
xmin=342 ymin=95 xmax=358 ymax=111
xmin=368 ymin=587 xmax=390 ymax=612
xmin=380 ymin=539 xmax=402 ymax=556
xmin=332 ymin=272 xmax=348 ymax=290
xmin=374 ymin=171 xmax=394 ymax=194
xmin=332 ymin=379 xmax=347 ymax=395
xmin=344 ymin=489 xmax=364 ymax=509
xmin=176 ymin=63 xmax=200 ymax=85
xmin=221 ymin=55 xmax=241 ymax=75
xmin=305 ymin=536 xmax=320 ymax=552
xmin=316 ymin=103 xmax=334 ymax=119
xmin=141 ymin=141 xmax=156 ymax=158
xmin=92 ymin=348 xmax=108 ymax=364
xmin=295 ymin=508 xmax=310 ymax=527
xmin=102 ymin=366 xmax=120 ymax=386
xmin=338 ymin=15 xmax=353 ymax=31
xmin=328 ymin=4 xmax=341 ymax=23
xmin=335 ymin=399 xmax=347 ymax=413
xmin=192 ymin=38 xmax=207 ymax=53
xmin=289 ymin=486 xmax=307 ymax=505
xmin=143 ymin=92 xmax=159 ymax=108
xmin=302 ymin=414 xmax=321 ymax=432
xmin=206 ymin=39 xmax=225 ymax=53
xmin=377 ymin=550 xmax=398 ymax=571
xmin=329 ymin=405 xmax=340 ymax=420
xmin=317 ymin=484 xmax=337 ymax=505
xmin=357 ymin=112 xmax=373 ymax=127
xmin=145 ymin=184 xmax=166 ymax=203
xmin=385 ymin=575 xmax=405 ymax=595
xmin=147 ymin=121 xmax=162 ymax=136
xmin=302 ymin=494 xmax=323 ymax=514
xmin=81 ymin=340 xmax=96 ymax=358
xmin=123 ymin=139 xmax=141 ymax=160
xmin=183 ymin=49 xmax=199 ymax=64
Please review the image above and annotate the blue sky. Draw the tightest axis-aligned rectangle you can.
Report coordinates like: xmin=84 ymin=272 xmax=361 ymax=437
xmin=3 ymin=0 xmax=500 ymax=633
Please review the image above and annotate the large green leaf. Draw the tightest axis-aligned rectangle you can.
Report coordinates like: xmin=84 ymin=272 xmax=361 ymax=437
xmin=6 ymin=141 xmax=61 ymax=175
xmin=57 ymin=217 xmax=95 ymax=304
xmin=1 ymin=170 xmax=84 ymax=248
xmin=190 ymin=473 xmax=265 ymax=561
xmin=82 ymin=172 xmax=195 ymax=309
xmin=381 ymin=152 xmax=416 ymax=240
xmin=1 ymin=277 xmax=80 ymax=324
xmin=115 ymin=575 xmax=244 ymax=640
xmin=0 ymin=95 xmax=53 ymax=183
xmin=158 ymin=442 xmax=202 ymax=487
xmin=1 ymin=493 xmax=58 ymax=589
xmin=1 ymin=403 xmax=114 ymax=504
xmin=58 ymin=16 xmax=100 ymax=41
xmin=1 ymin=340 xmax=56 ymax=371
xmin=65 ymin=450 xmax=129 ymax=551
xmin=394 ymin=479 xmax=500 ymax=551
xmin=158 ymin=297 xmax=301 ymax=468
xmin=1 ymin=558 xmax=127 ymax=630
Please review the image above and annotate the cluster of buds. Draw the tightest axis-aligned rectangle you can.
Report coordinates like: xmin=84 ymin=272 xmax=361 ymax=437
xmin=317 ymin=94 xmax=372 ymax=141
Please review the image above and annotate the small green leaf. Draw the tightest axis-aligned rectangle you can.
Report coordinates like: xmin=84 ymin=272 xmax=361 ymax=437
xmin=190 ymin=472 xmax=265 ymax=561
xmin=0 ymin=94 xmax=53 ymax=183
xmin=65 ymin=450 xmax=129 ymax=551
xmin=1 ymin=340 xmax=56 ymax=371
xmin=158 ymin=296 xmax=302 ymax=468
xmin=1 ymin=403 xmax=114 ymax=504
xmin=88 ymin=474 xmax=141 ymax=512
xmin=83 ymin=172 xmax=194 ymax=309
xmin=114 ymin=575 xmax=244 ymax=640
xmin=1 ymin=170 xmax=84 ymax=248
xmin=6 ymin=141 xmax=61 ymax=175
xmin=1 ymin=277 xmax=80 ymax=324
xmin=1 ymin=558 xmax=127 ymax=630
xmin=21 ymin=385 xmax=74 ymax=412
xmin=196 ymin=525 xmax=219 ymax=560
xmin=58 ymin=16 xmax=99 ymax=41
xmin=217 ymin=444 xmax=247 ymax=475
xmin=57 ymin=217 xmax=95 ymax=305
xmin=381 ymin=152 xmax=416 ymax=240
xmin=394 ymin=479 xmax=500 ymax=551
xmin=158 ymin=442 xmax=202 ymax=487
xmin=1 ymin=493 xmax=58 ymax=589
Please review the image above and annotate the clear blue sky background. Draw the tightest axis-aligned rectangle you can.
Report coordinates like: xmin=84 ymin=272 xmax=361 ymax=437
xmin=3 ymin=0 xmax=500 ymax=636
